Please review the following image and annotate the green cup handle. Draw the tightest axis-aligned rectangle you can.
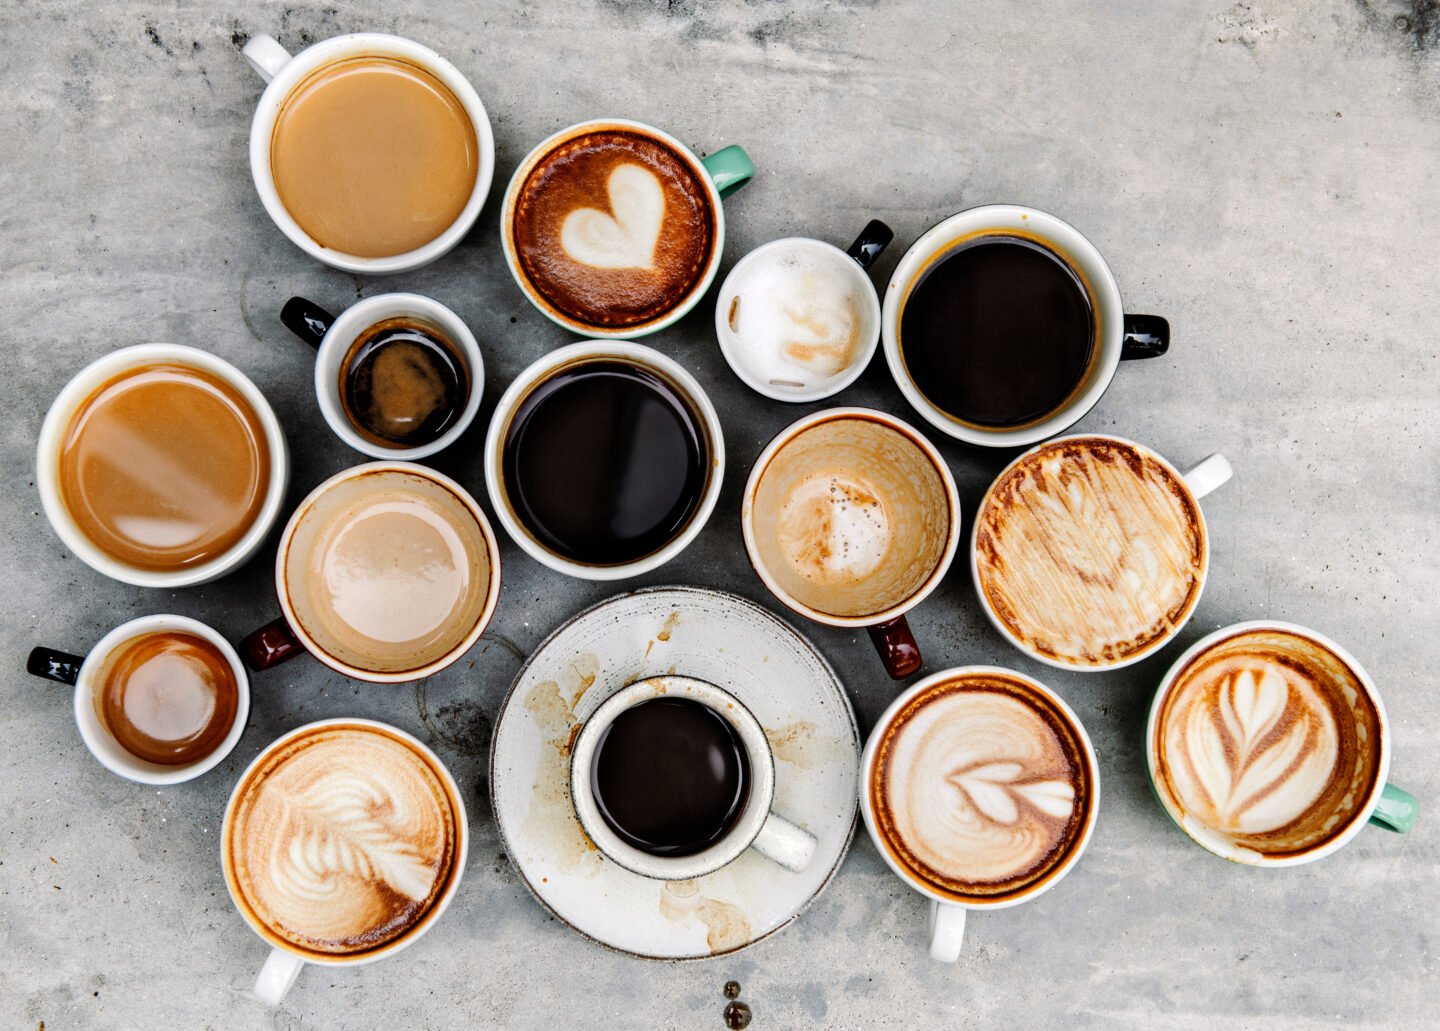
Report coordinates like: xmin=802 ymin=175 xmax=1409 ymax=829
xmin=701 ymin=145 xmax=754 ymax=200
xmin=1369 ymin=782 xmax=1417 ymax=834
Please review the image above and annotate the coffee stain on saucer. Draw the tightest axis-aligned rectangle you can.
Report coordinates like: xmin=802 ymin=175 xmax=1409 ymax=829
xmin=520 ymin=653 xmax=604 ymax=876
xmin=765 ymin=720 xmax=848 ymax=771
xmin=660 ymin=879 xmax=753 ymax=954
xmin=645 ymin=610 xmax=682 ymax=657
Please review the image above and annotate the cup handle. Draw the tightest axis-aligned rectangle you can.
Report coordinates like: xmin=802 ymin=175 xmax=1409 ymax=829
xmin=253 ymin=947 xmax=304 ymax=1006
xmin=1368 ymin=783 xmax=1418 ymax=834
xmin=700 ymin=146 xmax=754 ymax=201
xmin=749 ymin=811 xmax=817 ymax=872
xmin=280 ymin=296 xmax=336 ymax=350
xmin=241 ymin=617 xmax=306 ymax=672
xmin=242 ymin=34 xmax=293 ymax=84
xmin=26 ymin=647 xmax=84 ymax=685
xmin=928 ymin=901 xmax=966 ymax=962
xmin=867 ymin=615 xmax=922 ymax=680
xmin=845 ymin=220 xmax=894 ymax=272
xmin=1121 ymin=315 xmax=1170 ymax=359
xmin=1181 ymin=453 xmax=1233 ymax=500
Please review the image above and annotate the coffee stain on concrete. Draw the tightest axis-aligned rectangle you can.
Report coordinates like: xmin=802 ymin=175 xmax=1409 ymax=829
xmin=765 ymin=720 xmax=849 ymax=770
xmin=659 ymin=879 xmax=753 ymax=954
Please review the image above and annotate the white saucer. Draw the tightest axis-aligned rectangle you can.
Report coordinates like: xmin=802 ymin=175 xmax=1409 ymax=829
xmin=490 ymin=586 xmax=860 ymax=960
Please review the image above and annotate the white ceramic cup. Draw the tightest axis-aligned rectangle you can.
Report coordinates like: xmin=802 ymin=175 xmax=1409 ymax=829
xmin=36 ymin=343 xmax=290 ymax=589
xmin=279 ymin=292 xmax=484 ymax=459
xmin=26 ymin=614 xmax=250 ymax=785
xmin=882 ymin=204 xmax=1170 ymax=447
xmin=569 ymin=676 xmax=816 ymax=879
xmin=222 ymin=718 xmax=469 ymax=1006
xmin=970 ymin=434 xmax=1233 ymax=672
xmin=483 ymin=340 xmax=725 ymax=581
xmin=859 ymin=667 xmax=1100 ymax=962
xmin=242 ymin=32 xmax=495 ymax=274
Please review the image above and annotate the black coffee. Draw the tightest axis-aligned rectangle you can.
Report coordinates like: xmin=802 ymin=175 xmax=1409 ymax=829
xmin=899 ymin=234 xmax=1095 ymax=427
xmin=591 ymin=697 xmax=750 ymax=857
xmin=340 ymin=317 xmax=468 ymax=448
xmin=501 ymin=361 xmax=707 ymax=565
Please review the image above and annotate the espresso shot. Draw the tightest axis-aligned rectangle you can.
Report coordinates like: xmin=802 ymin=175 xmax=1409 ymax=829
xmin=339 ymin=317 xmax=469 ymax=449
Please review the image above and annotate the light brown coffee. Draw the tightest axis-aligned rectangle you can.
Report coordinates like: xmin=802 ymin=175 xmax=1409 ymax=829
xmin=224 ymin=723 xmax=460 ymax=956
xmin=974 ymin=436 xmax=1205 ymax=667
xmin=58 ymin=362 xmax=271 ymax=571
xmin=95 ymin=630 xmax=239 ymax=765
xmin=271 ymin=56 xmax=478 ymax=258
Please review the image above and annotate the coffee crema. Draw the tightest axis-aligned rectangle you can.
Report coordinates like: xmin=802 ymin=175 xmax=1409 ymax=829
xmin=224 ymin=724 xmax=459 ymax=956
xmin=271 ymin=56 xmax=478 ymax=258
xmin=975 ymin=437 xmax=1205 ymax=667
xmin=870 ymin=672 xmax=1091 ymax=901
xmin=1152 ymin=628 xmax=1383 ymax=858
xmin=511 ymin=128 xmax=715 ymax=328
xmin=339 ymin=317 xmax=468 ymax=448
xmin=58 ymin=362 xmax=271 ymax=571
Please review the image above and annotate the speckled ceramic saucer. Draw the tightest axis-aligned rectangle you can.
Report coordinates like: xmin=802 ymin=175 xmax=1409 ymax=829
xmin=490 ymin=586 xmax=860 ymax=960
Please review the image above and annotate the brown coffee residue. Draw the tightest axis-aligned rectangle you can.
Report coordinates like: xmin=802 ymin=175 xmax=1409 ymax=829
xmin=659 ymin=879 xmax=753 ymax=954
xmin=519 ymin=653 xmax=604 ymax=875
xmin=728 ymin=296 xmax=741 ymax=332
xmin=723 ymin=1002 xmax=753 ymax=1029
xmin=764 ymin=721 xmax=847 ymax=771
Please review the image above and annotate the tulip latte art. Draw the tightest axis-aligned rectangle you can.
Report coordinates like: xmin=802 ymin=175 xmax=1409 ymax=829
xmin=225 ymin=724 xmax=459 ymax=955
xmin=870 ymin=673 xmax=1092 ymax=901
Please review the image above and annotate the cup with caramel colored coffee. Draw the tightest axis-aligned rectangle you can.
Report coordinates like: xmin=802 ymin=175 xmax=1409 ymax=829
xmin=27 ymin=614 xmax=249 ymax=784
xmin=243 ymin=33 xmax=494 ymax=274
xmin=501 ymin=118 xmax=753 ymax=337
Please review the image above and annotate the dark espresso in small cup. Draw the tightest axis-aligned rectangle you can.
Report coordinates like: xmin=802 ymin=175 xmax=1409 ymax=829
xmin=339 ymin=317 xmax=468 ymax=448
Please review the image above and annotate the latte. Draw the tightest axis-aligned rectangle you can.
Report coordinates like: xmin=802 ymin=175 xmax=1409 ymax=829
xmin=510 ymin=127 xmax=715 ymax=329
xmin=869 ymin=672 xmax=1093 ymax=902
xmin=224 ymin=723 xmax=460 ymax=956
xmin=1152 ymin=628 xmax=1384 ymax=858
xmin=974 ymin=436 xmax=1205 ymax=667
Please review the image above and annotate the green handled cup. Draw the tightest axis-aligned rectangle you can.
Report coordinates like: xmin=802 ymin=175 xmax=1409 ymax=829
xmin=500 ymin=118 xmax=753 ymax=339
xmin=1146 ymin=620 xmax=1416 ymax=866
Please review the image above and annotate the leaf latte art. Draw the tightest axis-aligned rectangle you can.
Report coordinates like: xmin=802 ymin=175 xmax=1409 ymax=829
xmin=225 ymin=726 xmax=458 ymax=955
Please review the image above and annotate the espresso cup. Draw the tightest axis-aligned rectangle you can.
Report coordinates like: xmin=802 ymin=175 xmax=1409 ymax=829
xmin=569 ymin=676 xmax=817 ymax=879
xmin=241 ymin=463 xmax=501 ymax=682
xmin=243 ymin=32 xmax=495 ymax=274
xmin=36 ymin=344 xmax=290 ymax=588
xmin=715 ymin=220 xmax=893 ymax=402
xmin=26 ymin=615 xmax=249 ymax=785
xmin=860 ymin=667 xmax=1100 ymax=962
xmin=222 ymin=718 xmax=468 ymax=1005
xmin=500 ymin=118 xmax=753 ymax=338
xmin=972 ymin=434 xmax=1232 ymax=672
xmin=1147 ymin=620 xmax=1417 ymax=866
xmin=741 ymin=408 xmax=960 ymax=679
xmin=278 ymin=293 xmax=484 ymax=460
xmin=883 ymin=204 xmax=1170 ymax=447
xmin=483 ymin=340 xmax=724 ymax=580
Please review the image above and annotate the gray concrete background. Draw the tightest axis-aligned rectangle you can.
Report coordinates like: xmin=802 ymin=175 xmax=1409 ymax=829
xmin=1 ymin=0 xmax=1436 ymax=1027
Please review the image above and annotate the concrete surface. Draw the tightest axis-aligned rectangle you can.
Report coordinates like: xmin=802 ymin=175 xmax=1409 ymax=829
xmin=1 ymin=0 xmax=1436 ymax=1027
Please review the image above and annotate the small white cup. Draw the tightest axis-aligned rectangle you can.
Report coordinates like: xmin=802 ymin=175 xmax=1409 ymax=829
xmin=242 ymin=32 xmax=495 ymax=274
xmin=569 ymin=676 xmax=817 ymax=880
xmin=280 ymin=292 xmax=484 ymax=460
xmin=27 ymin=614 xmax=250 ymax=785
xmin=483 ymin=340 xmax=725 ymax=581
xmin=36 ymin=343 xmax=290 ymax=589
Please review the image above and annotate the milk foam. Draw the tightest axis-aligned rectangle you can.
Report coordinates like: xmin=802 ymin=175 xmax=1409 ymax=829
xmin=776 ymin=471 xmax=890 ymax=584
xmin=560 ymin=164 xmax=665 ymax=270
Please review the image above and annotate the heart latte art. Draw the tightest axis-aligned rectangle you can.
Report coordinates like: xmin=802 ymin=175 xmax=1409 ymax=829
xmin=560 ymin=165 xmax=664 ymax=270
xmin=870 ymin=673 xmax=1093 ymax=901
xmin=224 ymin=725 xmax=459 ymax=956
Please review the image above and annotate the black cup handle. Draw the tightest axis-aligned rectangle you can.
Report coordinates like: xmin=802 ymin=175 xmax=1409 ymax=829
xmin=845 ymin=220 xmax=894 ymax=272
xmin=28 ymin=647 xmax=84 ymax=685
xmin=281 ymin=296 xmax=336 ymax=350
xmin=1122 ymin=314 xmax=1169 ymax=359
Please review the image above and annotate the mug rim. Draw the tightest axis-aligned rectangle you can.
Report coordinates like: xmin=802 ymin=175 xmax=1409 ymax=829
xmin=247 ymin=32 xmax=496 ymax=275
xmin=858 ymin=665 xmax=1101 ymax=911
xmin=968 ymin=432 xmax=1210 ymax=672
xmin=880 ymin=203 xmax=1124 ymax=447
xmin=72 ymin=614 xmax=251 ymax=785
xmin=220 ymin=717 xmax=470 ymax=967
xmin=482 ymin=340 xmax=725 ymax=581
xmin=740 ymin=406 xmax=961 ymax=628
xmin=713 ymin=235 xmax=882 ymax=403
xmin=499 ymin=117 xmax=728 ymax=339
xmin=1144 ymin=619 xmax=1393 ymax=867
xmin=36 ymin=343 xmax=290 ymax=588
xmin=273 ymin=461 xmax=502 ymax=682
xmin=310 ymin=292 xmax=485 ymax=460
xmin=568 ymin=675 xmax=778 ymax=880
